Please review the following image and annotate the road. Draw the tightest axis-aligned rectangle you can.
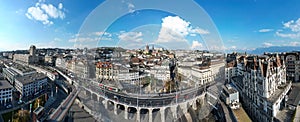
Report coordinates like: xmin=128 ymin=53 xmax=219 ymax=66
xmin=55 ymin=66 xmax=208 ymax=108
xmin=77 ymin=76 xmax=210 ymax=108
xmin=48 ymin=86 xmax=79 ymax=121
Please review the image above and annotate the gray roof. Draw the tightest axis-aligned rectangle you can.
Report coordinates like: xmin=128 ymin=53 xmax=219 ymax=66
xmin=287 ymin=83 xmax=300 ymax=106
xmin=0 ymin=80 xmax=13 ymax=89
xmin=15 ymin=73 xmax=47 ymax=85
xmin=222 ymin=84 xmax=238 ymax=95
xmin=11 ymin=63 xmax=35 ymax=73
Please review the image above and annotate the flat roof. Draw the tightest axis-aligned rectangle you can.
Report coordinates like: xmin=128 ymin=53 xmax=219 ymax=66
xmin=266 ymin=82 xmax=291 ymax=103
xmin=11 ymin=63 xmax=35 ymax=73
xmin=15 ymin=73 xmax=47 ymax=85
xmin=232 ymin=107 xmax=252 ymax=122
xmin=33 ymin=106 xmax=44 ymax=114
xmin=4 ymin=67 xmax=19 ymax=76
xmin=222 ymin=84 xmax=238 ymax=94
xmin=294 ymin=106 xmax=300 ymax=122
xmin=0 ymin=80 xmax=13 ymax=89
xmin=287 ymin=83 xmax=300 ymax=106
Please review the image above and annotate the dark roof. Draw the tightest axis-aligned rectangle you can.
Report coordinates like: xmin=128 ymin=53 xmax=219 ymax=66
xmin=222 ymin=84 xmax=238 ymax=95
xmin=15 ymin=73 xmax=47 ymax=85
xmin=287 ymin=83 xmax=300 ymax=106
xmin=0 ymin=80 xmax=13 ymax=89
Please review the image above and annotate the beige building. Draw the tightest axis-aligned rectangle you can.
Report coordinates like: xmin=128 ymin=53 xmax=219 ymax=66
xmin=226 ymin=53 xmax=291 ymax=122
xmin=13 ymin=45 xmax=38 ymax=64
xmin=282 ymin=52 xmax=300 ymax=82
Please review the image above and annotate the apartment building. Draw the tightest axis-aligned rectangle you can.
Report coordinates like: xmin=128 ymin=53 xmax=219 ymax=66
xmin=14 ymin=73 xmax=48 ymax=97
xmin=0 ymin=80 xmax=13 ymax=104
xmin=226 ymin=53 xmax=291 ymax=122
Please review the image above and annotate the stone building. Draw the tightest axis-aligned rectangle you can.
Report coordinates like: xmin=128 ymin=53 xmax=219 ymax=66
xmin=226 ymin=53 xmax=291 ymax=122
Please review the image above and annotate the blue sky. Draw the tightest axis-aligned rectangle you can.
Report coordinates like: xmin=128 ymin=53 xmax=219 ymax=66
xmin=0 ymin=0 xmax=300 ymax=51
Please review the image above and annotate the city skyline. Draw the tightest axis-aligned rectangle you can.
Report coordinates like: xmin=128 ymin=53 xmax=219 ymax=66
xmin=0 ymin=0 xmax=300 ymax=52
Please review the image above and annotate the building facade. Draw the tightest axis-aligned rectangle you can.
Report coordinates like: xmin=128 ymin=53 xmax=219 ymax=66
xmin=13 ymin=45 xmax=38 ymax=64
xmin=14 ymin=73 xmax=48 ymax=97
xmin=283 ymin=52 xmax=300 ymax=82
xmin=226 ymin=53 xmax=291 ymax=122
xmin=0 ymin=80 xmax=13 ymax=105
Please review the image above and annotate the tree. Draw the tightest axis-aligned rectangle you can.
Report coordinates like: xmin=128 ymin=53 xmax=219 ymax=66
xmin=12 ymin=110 xmax=30 ymax=122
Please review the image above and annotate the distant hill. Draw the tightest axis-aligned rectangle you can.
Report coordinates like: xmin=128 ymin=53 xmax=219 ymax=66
xmin=248 ymin=46 xmax=300 ymax=54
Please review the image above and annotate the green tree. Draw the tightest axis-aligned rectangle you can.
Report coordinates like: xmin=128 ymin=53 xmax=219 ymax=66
xmin=12 ymin=110 xmax=30 ymax=122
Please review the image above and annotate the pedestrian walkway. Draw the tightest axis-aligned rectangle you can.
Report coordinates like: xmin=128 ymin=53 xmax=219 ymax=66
xmin=44 ymin=97 xmax=56 ymax=108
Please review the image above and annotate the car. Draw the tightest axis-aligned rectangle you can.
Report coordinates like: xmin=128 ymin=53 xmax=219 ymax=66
xmin=34 ymin=92 xmax=40 ymax=96
xmin=17 ymin=101 xmax=23 ymax=105
xmin=6 ymin=104 xmax=12 ymax=109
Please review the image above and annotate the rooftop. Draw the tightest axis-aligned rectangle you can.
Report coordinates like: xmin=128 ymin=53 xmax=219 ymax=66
xmin=287 ymin=83 xmax=300 ymax=106
xmin=222 ymin=84 xmax=238 ymax=94
xmin=4 ymin=67 xmax=19 ymax=76
xmin=15 ymin=73 xmax=47 ymax=85
xmin=265 ymin=81 xmax=291 ymax=104
xmin=232 ymin=107 xmax=252 ymax=122
xmin=33 ymin=106 xmax=44 ymax=115
xmin=0 ymin=80 xmax=13 ymax=89
xmin=11 ymin=63 xmax=35 ymax=73
xmin=294 ymin=106 xmax=300 ymax=122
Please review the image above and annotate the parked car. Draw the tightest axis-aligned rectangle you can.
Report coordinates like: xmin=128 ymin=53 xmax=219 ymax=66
xmin=17 ymin=100 xmax=23 ymax=105
xmin=6 ymin=104 xmax=12 ymax=109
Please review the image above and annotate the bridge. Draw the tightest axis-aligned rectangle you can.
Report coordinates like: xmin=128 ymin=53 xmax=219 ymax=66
xmin=48 ymin=86 xmax=80 ymax=121
xmin=48 ymin=66 xmax=220 ymax=122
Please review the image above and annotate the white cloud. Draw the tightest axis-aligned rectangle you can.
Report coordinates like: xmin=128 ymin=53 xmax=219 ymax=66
xmin=156 ymin=16 xmax=209 ymax=43
xmin=70 ymin=32 xmax=113 ymax=43
xmin=15 ymin=9 xmax=24 ymax=15
xmin=118 ymin=32 xmax=143 ymax=42
xmin=127 ymin=3 xmax=135 ymax=13
xmin=283 ymin=18 xmax=300 ymax=32
xmin=26 ymin=6 xmax=51 ymax=25
xmin=191 ymin=40 xmax=203 ymax=49
xmin=58 ymin=3 xmax=63 ymax=9
xmin=41 ymin=3 xmax=65 ymax=19
xmin=262 ymin=42 xmax=273 ymax=47
xmin=189 ymin=28 xmax=210 ymax=35
xmin=227 ymin=40 xmax=236 ymax=43
xmin=276 ymin=31 xmax=300 ymax=38
xmin=190 ymin=34 xmax=196 ymax=36
xmin=230 ymin=46 xmax=237 ymax=49
xmin=69 ymin=37 xmax=97 ymax=43
xmin=289 ymin=41 xmax=300 ymax=46
xmin=93 ymin=32 xmax=112 ymax=37
xmin=25 ymin=1 xmax=65 ymax=25
xmin=258 ymin=29 xmax=273 ymax=33
xmin=276 ymin=18 xmax=300 ymax=39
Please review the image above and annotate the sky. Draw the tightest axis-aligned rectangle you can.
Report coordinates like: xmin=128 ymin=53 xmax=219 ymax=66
xmin=0 ymin=0 xmax=300 ymax=51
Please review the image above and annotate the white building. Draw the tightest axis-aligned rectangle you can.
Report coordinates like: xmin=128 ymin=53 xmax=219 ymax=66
xmin=191 ymin=66 xmax=212 ymax=85
xmin=149 ymin=61 xmax=170 ymax=81
xmin=221 ymin=84 xmax=239 ymax=109
xmin=2 ymin=63 xmax=36 ymax=85
xmin=15 ymin=73 xmax=48 ymax=97
xmin=0 ymin=80 xmax=13 ymax=105
xmin=13 ymin=45 xmax=38 ymax=64
xmin=211 ymin=59 xmax=225 ymax=80
xmin=227 ymin=53 xmax=291 ymax=122
xmin=283 ymin=52 xmax=300 ymax=82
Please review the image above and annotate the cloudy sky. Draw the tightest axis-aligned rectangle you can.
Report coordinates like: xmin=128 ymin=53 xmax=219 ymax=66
xmin=0 ymin=0 xmax=300 ymax=51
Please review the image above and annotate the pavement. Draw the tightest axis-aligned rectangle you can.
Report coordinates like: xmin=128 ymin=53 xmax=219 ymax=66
xmin=66 ymin=102 xmax=97 ymax=122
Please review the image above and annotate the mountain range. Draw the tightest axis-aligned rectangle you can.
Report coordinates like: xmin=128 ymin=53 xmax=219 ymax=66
xmin=248 ymin=46 xmax=300 ymax=54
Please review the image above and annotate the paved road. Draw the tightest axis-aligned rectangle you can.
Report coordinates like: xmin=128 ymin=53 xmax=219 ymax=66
xmin=80 ymin=78 xmax=209 ymax=108
xmin=48 ymin=86 xmax=79 ymax=121
xmin=66 ymin=102 xmax=97 ymax=122
xmin=54 ymin=66 xmax=209 ymax=108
